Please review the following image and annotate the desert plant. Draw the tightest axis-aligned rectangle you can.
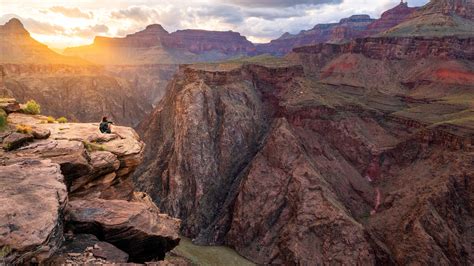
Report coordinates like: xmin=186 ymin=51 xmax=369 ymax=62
xmin=0 ymin=245 xmax=11 ymax=258
xmin=16 ymin=124 xmax=33 ymax=134
xmin=83 ymin=141 xmax=106 ymax=152
xmin=0 ymin=109 xmax=6 ymax=130
xmin=57 ymin=117 xmax=68 ymax=123
xmin=23 ymin=100 xmax=41 ymax=115
xmin=46 ymin=116 xmax=56 ymax=123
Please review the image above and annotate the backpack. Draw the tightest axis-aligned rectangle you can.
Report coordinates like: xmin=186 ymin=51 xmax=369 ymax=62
xmin=99 ymin=122 xmax=109 ymax=133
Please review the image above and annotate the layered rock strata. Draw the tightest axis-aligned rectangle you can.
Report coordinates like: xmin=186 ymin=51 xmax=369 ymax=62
xmin=135 ymin=33 xmax=473 ymax=264
xmin=0 ymin=102 xmax=180 ymax=264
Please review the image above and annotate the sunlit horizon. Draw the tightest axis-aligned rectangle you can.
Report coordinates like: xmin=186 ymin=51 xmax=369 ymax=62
xmin=0 ymin=0 xmax=429 ymax=49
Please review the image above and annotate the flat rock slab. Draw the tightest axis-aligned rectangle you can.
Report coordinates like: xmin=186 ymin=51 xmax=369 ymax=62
xmin=46 ymin=234 xmax=129 ymax=264
xmin=0 ymin=160 xmax=67 ymax=264
xmin=65 ymin=199 xmax=181 ymax=263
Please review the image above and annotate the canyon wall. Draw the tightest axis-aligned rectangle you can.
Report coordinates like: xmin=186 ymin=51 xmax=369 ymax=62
xmin=135 ymin=34 xmax=473 ymax=264
xmin=0 ymin=64 xmax=151 ymax=126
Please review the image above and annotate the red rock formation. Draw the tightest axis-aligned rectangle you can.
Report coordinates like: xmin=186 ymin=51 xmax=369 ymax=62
xmin=166 ymin=30 xmax=255 ymax=55
xmin=292 ymin=36 xmax=474 ymax=60
xmin=0 ymin=107 xmax=181 ymax=264
xmin=364 ymin=2 xmax=418 ymax=36
xmin=65 ymin=25 xmax=255 ymax=65
xmin=135 ymin=30 xmax=474 ymax=264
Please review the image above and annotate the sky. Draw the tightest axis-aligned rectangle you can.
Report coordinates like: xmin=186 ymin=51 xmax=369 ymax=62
xmin=0 ymin=0 xmax=429 ymax=49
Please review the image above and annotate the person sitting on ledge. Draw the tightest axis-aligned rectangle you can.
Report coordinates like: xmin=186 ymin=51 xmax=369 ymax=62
xmin=99 ymin=116 xmax=113 ymax=134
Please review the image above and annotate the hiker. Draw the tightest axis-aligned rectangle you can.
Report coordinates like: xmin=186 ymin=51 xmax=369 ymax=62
xmin=99 ymin=116 xmax=113 ymax=134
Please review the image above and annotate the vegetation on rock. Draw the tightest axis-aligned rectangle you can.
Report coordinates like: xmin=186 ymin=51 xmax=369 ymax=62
xmin=16 ymin=124 xmax=33 ymax=134
xmin=0 ymin=109 xmax=6 ymax=130
xmin=57 ymin=117 xmax=68 ymax=123
xmin=23 ymin=100 xmax=41 ymax=115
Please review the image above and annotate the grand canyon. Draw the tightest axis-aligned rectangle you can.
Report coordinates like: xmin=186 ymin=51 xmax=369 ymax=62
xmin=1 ymin=0 xmax=473 ymax=265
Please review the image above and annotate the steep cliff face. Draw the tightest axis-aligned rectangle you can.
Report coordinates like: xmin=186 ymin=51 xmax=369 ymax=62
xmin=105 ymin=64 xmax=178 ymax=105
xmin=135 ymin=33 xmax=473 ymax=264
xmin=0 ymin=103 xmax=180 ymax=264
xmin=0 ymin=64 xmax=151 ymax=126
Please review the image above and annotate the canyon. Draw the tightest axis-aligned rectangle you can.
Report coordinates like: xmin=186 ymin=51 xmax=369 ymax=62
xmin=133 ymin=0 xmax=474 ymax=263
xmin=1 ymin=0 xmax=473 ymax=264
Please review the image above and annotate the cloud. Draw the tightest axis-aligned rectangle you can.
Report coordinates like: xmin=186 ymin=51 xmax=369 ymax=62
xmin=243 ymin=7 xmax=306 ymax=20
xmin=194 ymin=5 xmax=244 ymax=24
xmin=71 ymin=24 xmax=109 ymax=38
xmin=49 ymin=6 xmax=92 ymax=19
xmin=227 ymin=0 xmax=342 ymax=7
xmin=0 ymin=14 xmax=65 ymax=35
xmin=111 ymin=6 xmax=158 ymax=22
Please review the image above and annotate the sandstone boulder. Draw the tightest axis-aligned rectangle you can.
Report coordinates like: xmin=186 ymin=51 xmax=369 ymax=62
xmin=92 ymin=241 xmax=129 ymax=263
xmin=0 ymin=160 xmax=67 ymax=264
xmin=0 ymin=98 xmax=21 ymax=113
xmin=65 ymin=199 xmax=180 ymax=262
xmin=2 ymin=132 xmax=33 ymax=151
xmin=31 ymin=127 xmax=50 ymax=139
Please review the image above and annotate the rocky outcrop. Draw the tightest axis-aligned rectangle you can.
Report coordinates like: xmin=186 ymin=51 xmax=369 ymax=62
xmin=66 ymin=199 xmax=180 ymax=262
xmin=135 ymin=32 xmax=474 ymax=264
xmin=0 ymin=160 xmax=67 ymax=264
xmin=364 ymin=2 xmax=418 ymax=36
xmin=0 ymin=103 xmax=180 ymax=264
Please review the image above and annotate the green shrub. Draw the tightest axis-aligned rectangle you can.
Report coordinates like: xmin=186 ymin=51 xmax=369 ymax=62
xmin=0 ymin=109 xmax=6 ymax=130
xmin=83 ymin=141 xmax=106 ymax=152
xmin=0 ymin=245 xmax=11 ymax=258
xmin=46 ymin=116 xmax=56 ymax=123
xmin=57 ymin=117 xmax=68 ymax=123
xmin=23 ymin=100 xmax=41 ymax=115
xmin=16 ymin=124 xmax=32 ymax=134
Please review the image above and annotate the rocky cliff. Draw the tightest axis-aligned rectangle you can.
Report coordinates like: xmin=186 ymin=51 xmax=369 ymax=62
xmin=135 ymin=31 xmax=474 ymax=264
xmin=0 ymin=100 xmax=180 ymax=264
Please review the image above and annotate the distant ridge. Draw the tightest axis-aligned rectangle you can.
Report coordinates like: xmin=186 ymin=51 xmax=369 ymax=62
xmin=383 ymin=0 xmax=474 ymax=37
xmin=0 ymin=18 xmax=90 ymax=65
xmin=64 ymin=25 xmax=255 ymax=65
